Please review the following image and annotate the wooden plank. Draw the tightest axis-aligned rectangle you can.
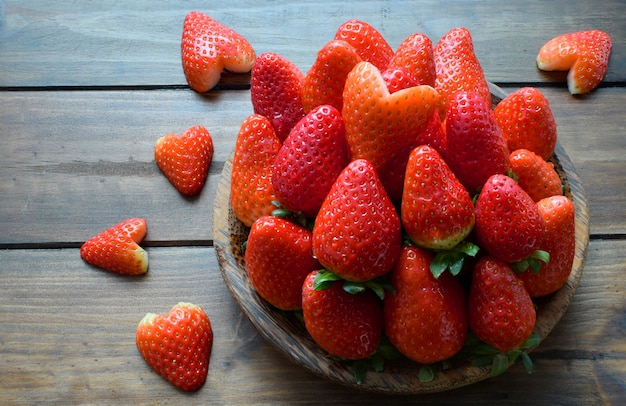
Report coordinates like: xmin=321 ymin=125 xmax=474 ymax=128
xmin=1 ymin=87 xmax=624 ymax=244
xmin=1 ymin=0 xmax=624 ymax=88
xmin=0 ymin=240 xmax=623 ymax=404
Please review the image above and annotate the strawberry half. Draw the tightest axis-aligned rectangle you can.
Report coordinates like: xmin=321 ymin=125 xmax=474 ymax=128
xmin=154 ymin=125 xmax=214 ymax=196
xmin=181 ymin=11 xmax=256 ymax=93
xmin=537 ymin=30 xmax=612 ymax=94
xmin=136 ymin=302 xmax=213 ymax=392
xmin=80 ymin=218 xmax=148 ymax=275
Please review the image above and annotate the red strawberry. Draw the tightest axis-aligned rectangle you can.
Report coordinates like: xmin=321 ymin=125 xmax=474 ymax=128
xmin=342 ymin=61 xmax=439 ymax=172
xmin=537 ymin=30 xmax=612 ymax=94
xmin=312 ymin=159 xmax=402 ymax=282
xmin=494 ymin=87 xmax=557 ymax=160
xmin=80 ymin=218 xmax=148 ymax=275
xmin=302 ymin=270 xmax=383 ymax=360
xmin=245 ymin=216 xmax=320 ymax=310
xmin=474 ymin=174 xmax=545 ymax=263
xmin=509 ymin=149 xmax=563 ymax=202
xmin=416 ymin=109 xmax=447 ymax=157
xmin=250 ymin=52 xmax=306 ymax=142
xmin=181 ymin=11 xmax=256 ymax=93
xmin=154 ymin=125 xmax=214 ymax=196
xmin=445 ymin=91 xmax=510 ymax=194
xmin=272 ymin=105 xmax=350 ymax=218
xmin=230 ymin=114 xmax=281 ymax=227
xmin=388 ymin=32 xmax=436 ymax=87
xmin=333 ymin=19 xmax=393 ymax=72
xmin=381 ymin=66 xmax=420 ymax=93
xmin=136 ymin=302 xmax=213 ymax=391
xmin=469 ymin=257 xmax=536 ymax=352
xmin=401 ymin=145 xmax=475 ymax=250
xmin=302 ymin=40 xmax=362 ymax=113
xmin=384 ymin=245 xmax=468 ymax=364
xmin=434 ymin=27 xmax=491 ymax=119
xmin=520 ymin=196 xmax=576 ymax=297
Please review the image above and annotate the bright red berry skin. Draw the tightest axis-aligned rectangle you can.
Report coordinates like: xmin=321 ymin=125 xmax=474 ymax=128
xmin=181 ymin=11 xmax=256 ymax=93
xmin=302 ymin=270 xmax=384 ymax=360
xmin=509 ymin=148 xmax=563 ymax=202
xmin=401 ymin=145 xmax=475 ymax=250
xmin=250 ymin=52 xmax=306 ymax=142
xmin=154 ymin=125 xmax=214 ymax=196
xmin=474 ymin=174 xmax=545 ymax=263
xmin=388 ymin=32 xmax=436 ymax=87
xmin=537 ymin=30 xmax=612 ymax=95
xmin=520 ymin=195 xmax=576 ymax=297
xmin=272 ymin=105 xmax=350 ymax=218
xmin=384 ymin=245 xmax=468 ymax=364
xmin=80 ymin=217 xmax=148 ymax=275
xmin=445 ymin=91 xmax=511 ymax=195
xmin=136 ymin=302 xmax=213 ymax=392
xmin=494 ymin=87 xmax=557 ymax=161
xmin=469 ymin=257 xmax=536 ymax=353
xmin=312 ymin=159 xmax=402 ymax=282
xmin=333 ymin=19 xmax=394 ymax=72
xmin=245 ymin=216 xmax=320 ymax=310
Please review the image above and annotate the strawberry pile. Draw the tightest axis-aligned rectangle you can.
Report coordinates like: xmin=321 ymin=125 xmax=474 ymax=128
xmin=230 ymin=21 xmax=578 ymax=382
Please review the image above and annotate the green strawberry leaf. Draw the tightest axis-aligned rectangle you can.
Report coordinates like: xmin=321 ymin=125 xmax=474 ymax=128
xmin=313 ymin=269 xmax=343 ymax=290
xmin=491 ymin=353 xmax=510 ymax=377
xmin=521 ymin=352 xmax=534 ymax=374
xmin=520 ymin=332 xmax=541 ymax=349
xmin=430 ymin=241 xmax=480 ymax=278
xmin=512 ymin=250 xmax=550 ymax=274
xmin=418 ymin=366 xmax=435 ymax=382
xmin=270 ymin=200 xmax=311 ymax=229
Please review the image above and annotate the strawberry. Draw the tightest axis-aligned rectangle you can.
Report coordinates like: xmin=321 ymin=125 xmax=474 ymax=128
xmin=469 ymin=257 xmax=536 ymax=353
xmin=384 ymin=245 xmax=468 ymax=364
xmin=80 ymin=218 xmax=148 ymax=275
xmin=494 ymin=87 xmax=557 ymax=160
xmin=381 ymin=66 xmax=420 ymax=93
xmin=445 ymin=91 xmax=510 ymax=195
xmin=388 ymin=32 xmax=436 ymax=87
xmin=416 ymin=110 xmax=447 ymax=158
xmin=434 ymin=27 xmax=491 ymax=119
xmin=230 ymin=114 xmax=281 ymax=227
xmin=401 ymin=145 xmax=475 ymax=250
xmin=537 ymin=30 xmax=612 ymax=94
xmin=245 ymin=216 xmax=320 ymax=310
xmin=312 ymin=159 xmax=402 ymax=282
xmin=302 ymin=270 xmax=383 ymax=360
xmin=333 ymin=19 xmax=393 ymax=72
xmin=250 ymin=52 xmax=306 ymax=142
xmin=509 ymin=149 xmax=563 ymax=202
xmin=342 ymin=61 xmax=439 ymax=172
xmin=474 ymin=174 xmax=545 ymax=263
xmin=302 ymin=40 xmax=362 ymax=113
xmin=181 ymin=11 xmax=256 ymax=93
xmin=136 ymin=302 xmax=213 ymax=392
xmin=272 ymin=105 xmax=350 ymax=218
xmin=520 ymin=196 xmax=576 ymax=297
xmin=154 ymin=125 xmax=214 ymax=196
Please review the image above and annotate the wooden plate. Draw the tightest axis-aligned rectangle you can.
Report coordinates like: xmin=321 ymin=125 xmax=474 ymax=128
xmin=213 ymin=83 xmax=590 ymax=394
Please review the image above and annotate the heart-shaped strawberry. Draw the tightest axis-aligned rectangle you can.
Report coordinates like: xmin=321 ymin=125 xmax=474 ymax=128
xmin=154 ymin=125 xmax=214 ymax=196
xmin=136 ymin=302 xmax=213 ymax=392
xmin=536 ymin=30 xmax=612 ymax=95
xmin=342 ymin=61 xmax=439 ymax=172
xmin=302 ymin=39 xmax=362 ymax=113
xmin=80 ymin=218 xmax=148 ymax=275
xmin=181 ymin=11 xmax=256 ymax=93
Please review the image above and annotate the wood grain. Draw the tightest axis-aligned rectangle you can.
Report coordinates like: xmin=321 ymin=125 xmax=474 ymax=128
xmin=1 ymin=0 xmax=624 ymax=88
xmin=0 ymin=240 xmax=623 ymax=405
xmin=1 ymin=88 xmax=623 ymax=245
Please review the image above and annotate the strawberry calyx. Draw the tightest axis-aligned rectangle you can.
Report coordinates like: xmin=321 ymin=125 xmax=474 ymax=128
xmin=466 ymin=332 xmax=540 ymax=377
xmin=512 ymin=249 xmax=550 ymax=274
xmin=270 ymin=200 xmax=313 ymax=230
xmin=339 ymin=336 xmax=403 ymax=384
xmin=312 ymin=269 xmax=395 ymax=301
xmin=430 ymin=241 xmax=480 ymax=278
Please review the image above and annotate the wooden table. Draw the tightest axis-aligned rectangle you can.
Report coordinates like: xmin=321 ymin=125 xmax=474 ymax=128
xmin=1 ymin=1 xmax=624 ymax=404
